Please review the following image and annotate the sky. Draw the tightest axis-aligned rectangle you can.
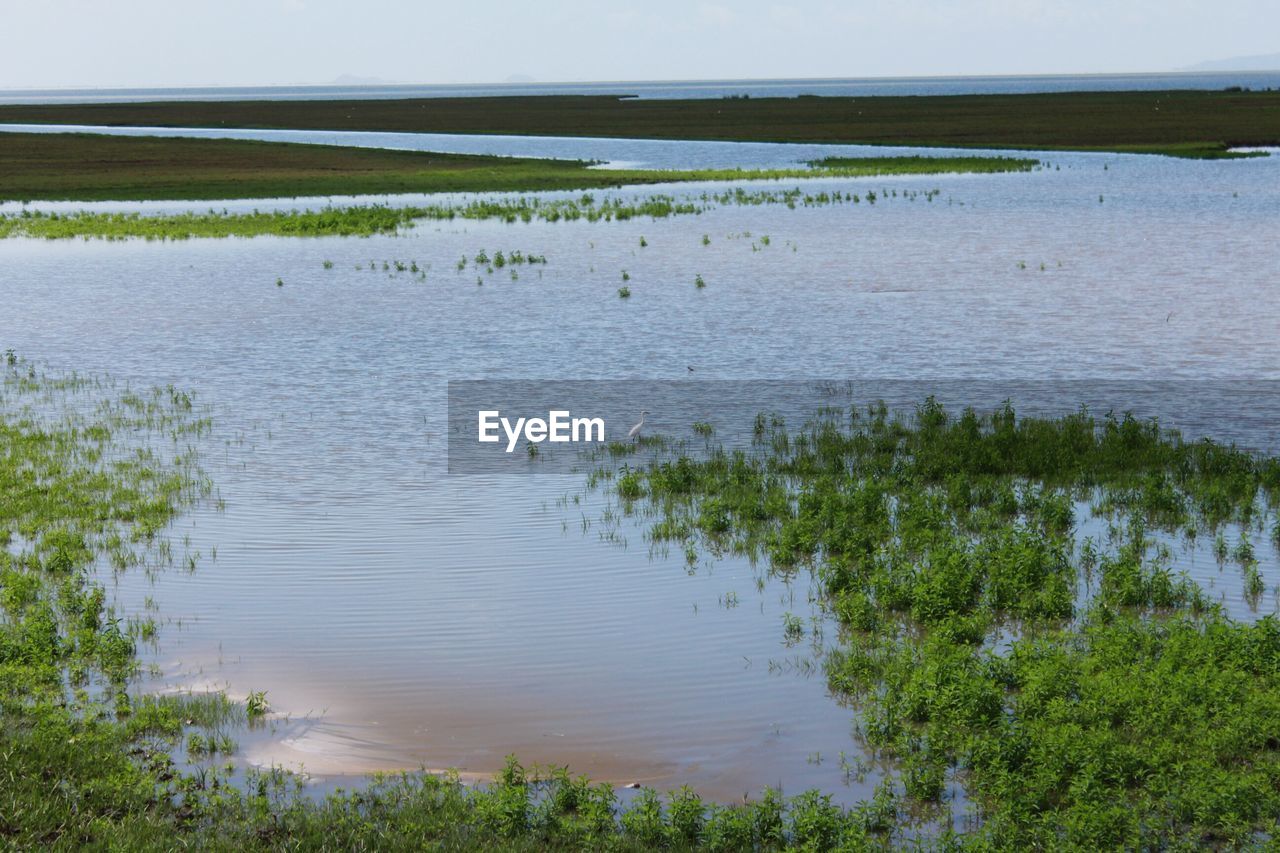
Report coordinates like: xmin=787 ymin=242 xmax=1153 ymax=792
xmin=1 ymin=0 xmax=1276 ymax=89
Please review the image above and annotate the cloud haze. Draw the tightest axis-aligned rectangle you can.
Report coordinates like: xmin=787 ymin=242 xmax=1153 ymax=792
xmin=2 ymin=0 xmax=1276 ymax=89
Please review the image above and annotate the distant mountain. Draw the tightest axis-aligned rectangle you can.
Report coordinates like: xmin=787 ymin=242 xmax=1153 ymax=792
xmin=330 ymin=74 xmax=397 ymax=86
xmin=1180 ymin=52 xmax=1280 ymax=72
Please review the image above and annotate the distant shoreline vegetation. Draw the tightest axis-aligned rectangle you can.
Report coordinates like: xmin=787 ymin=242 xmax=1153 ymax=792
xmin=0 ymin=89 xmax=1275 ymax=158
xmin=0 ymin=146 xmax=1034 ymax=240
xmin=0 ymin=131 xmax=1037 ymax=204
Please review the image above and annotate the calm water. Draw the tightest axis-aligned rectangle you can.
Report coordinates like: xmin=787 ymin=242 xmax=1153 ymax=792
xmin=3 ymin=136 xmax=1279 ymax=803
xmin=2 ymin=71 xmax=1279 ymax=104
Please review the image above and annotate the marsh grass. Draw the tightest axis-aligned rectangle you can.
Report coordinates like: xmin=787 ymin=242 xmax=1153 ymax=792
xmin=1 ymin=182 xmax=951 ymax=241
xmin=807 ymin=155 xmax=1037 ymax=175
xmin=597 ymin=399 xmax=1280 ymax=847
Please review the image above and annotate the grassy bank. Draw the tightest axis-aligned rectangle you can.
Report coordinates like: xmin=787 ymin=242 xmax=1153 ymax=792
xmin=1 ymin=89 xmax=1277 ymax=157
xmin=0 ymin=132 xmax=1035 ymax=202
xmin=598 ymin=400 xmax=1280 ymax=848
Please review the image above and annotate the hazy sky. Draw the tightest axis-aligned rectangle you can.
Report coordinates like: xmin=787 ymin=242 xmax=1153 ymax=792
xmin=3 ymin=0 xmax=1276 ymax=89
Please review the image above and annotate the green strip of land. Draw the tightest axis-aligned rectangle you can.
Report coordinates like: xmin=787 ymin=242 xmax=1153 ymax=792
xmin=0 ymin=182 xmax=935 ymax=240
xmin=1 ymin=89 xmax=1277 ymax=157
xmin=0 ymin=132 xmax=1034 ymax=202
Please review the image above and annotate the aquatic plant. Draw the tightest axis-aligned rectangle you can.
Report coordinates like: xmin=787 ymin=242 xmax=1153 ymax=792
xmin=245 ymin=691 xmax=269 ymax=719
xmin=598 ymin=399 xmax=1280 ymax=847
xmin=781 ymin=613 xmax=805 ymax=645
xmin=617 ymin=286 xmax=631 ymax=299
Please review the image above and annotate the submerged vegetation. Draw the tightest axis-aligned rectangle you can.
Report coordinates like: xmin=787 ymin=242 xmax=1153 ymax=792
xmin=1 ymin=182 xmax=957 ymax=241
xmin=597 ymin=400 xmax=1280 ymax=847
xmin=340 ymin=250 xmax=549 ymax=284
xmin=0 ymin=131 xmax=1034 ymax=203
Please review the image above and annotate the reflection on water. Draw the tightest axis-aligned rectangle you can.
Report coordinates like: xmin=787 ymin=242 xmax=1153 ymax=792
xmin=2 ymin=137 xmax=1279 ymax=803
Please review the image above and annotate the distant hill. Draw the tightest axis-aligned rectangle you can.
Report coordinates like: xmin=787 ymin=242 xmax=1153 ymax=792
xmin=1181 ymin=52 xmax=1280 ymax=72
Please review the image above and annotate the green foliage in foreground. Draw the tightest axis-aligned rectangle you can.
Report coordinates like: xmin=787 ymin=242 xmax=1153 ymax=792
xmin=0 ymin=182 xmax=950 ymax=241
xmin=605 ymin=400 xmax=1280 ymax=848
xmin=12 ymin=358 xmax=1280 ymax=848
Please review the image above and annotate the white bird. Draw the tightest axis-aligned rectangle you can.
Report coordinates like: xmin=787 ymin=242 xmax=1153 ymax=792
xmin=627 ymin=410 xmax=649 ymax=441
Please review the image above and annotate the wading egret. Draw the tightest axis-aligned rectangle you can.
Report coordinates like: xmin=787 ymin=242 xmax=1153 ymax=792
xmin=628 ymin=411 xmax=649 ymax=441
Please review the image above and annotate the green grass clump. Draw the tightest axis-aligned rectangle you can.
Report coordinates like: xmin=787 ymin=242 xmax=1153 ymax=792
xmin=602 ymin=398 xmax=1280 ymax=847
xmin=0 ymin=358 xmax=213 ymax=843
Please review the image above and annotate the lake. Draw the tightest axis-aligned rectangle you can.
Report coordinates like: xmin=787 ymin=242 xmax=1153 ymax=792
xmin=2 ymin=130 xmax=1278 ymax=804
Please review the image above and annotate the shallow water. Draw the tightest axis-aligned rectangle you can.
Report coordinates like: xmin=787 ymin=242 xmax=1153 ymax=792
xmin=3 ymin=135 xmax=1279 ymax=804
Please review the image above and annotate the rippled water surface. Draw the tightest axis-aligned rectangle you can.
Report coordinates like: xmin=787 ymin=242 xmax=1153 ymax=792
xmin=3 ymin=135 xmax=1279 ymax=802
